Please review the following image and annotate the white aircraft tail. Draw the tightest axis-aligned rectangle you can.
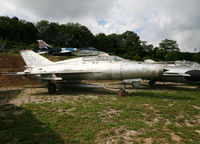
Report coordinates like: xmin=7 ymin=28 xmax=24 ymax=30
xmin=37 ymin=40 xmax=52 ymax=49
xmin=20 ymin=50 xmax=53 ymax=67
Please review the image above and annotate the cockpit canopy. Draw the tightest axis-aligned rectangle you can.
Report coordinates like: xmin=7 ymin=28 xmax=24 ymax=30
xmin=80 ymin=47 xmax=98 ymax=51
xmin=83 ymin=56 xmax=126 ymax=62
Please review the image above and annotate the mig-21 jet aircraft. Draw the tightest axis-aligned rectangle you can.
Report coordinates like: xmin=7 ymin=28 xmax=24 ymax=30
xmin=15 ymin=50 xmax=164 ymax=96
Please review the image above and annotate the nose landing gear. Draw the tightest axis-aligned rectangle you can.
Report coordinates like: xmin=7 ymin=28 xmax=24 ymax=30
xmin=149 ymin=80 xmax=155 ymax=86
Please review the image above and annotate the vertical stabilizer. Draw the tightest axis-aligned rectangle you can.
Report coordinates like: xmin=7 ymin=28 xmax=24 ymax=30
xmin=20 ymin=50 xmax=53 ymax=67
xmin=37 ymin=40 xmax=52 ymax=49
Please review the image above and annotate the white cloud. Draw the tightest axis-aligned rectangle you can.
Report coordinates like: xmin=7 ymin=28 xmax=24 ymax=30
xmin=1 ymin=0 xmax=200 ymax=52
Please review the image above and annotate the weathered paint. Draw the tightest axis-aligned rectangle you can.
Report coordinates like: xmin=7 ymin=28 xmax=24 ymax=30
xmin=20 ymin=51 xmax=163 ymax=81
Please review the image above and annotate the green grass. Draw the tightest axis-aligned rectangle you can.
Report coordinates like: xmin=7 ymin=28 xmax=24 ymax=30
xmin=0 ymin=89 xmax=200 ymax=143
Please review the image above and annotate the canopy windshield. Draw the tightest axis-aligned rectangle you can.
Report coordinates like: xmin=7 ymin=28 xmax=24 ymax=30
xmin=83 ymin=56 xmax=126 ymax=62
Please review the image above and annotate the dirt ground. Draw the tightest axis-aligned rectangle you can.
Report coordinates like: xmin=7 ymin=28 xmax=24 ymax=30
xmin=0 ymin=79 xmax=198 ymax=107
xmin=0 ymin=53 xmax=40 ymax=87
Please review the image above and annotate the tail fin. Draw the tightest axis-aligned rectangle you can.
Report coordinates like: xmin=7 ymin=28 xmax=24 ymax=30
xmin=37 ymin=40 xmax=52 ymax=49
xmin=20 ymin=50 xmax=53 ymax=67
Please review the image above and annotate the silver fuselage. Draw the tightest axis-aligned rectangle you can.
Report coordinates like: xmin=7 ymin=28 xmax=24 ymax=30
xmin=26 ymin=56 xmax=163 ymax=81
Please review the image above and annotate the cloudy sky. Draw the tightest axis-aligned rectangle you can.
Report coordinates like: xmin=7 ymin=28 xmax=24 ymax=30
xmin=1 ymin=0 xmax=200 ymax=52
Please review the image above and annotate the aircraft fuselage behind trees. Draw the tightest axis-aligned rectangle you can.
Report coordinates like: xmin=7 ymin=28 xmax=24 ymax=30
xmin=37 ymin=40 xmax=107 ymax=56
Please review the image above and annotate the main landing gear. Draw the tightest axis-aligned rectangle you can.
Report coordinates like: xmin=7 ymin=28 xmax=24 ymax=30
xmin=48 ymin=82 xmax=57 ymax=94
xmin=149 ymin=80 xmax=155 ymax=86
xmin=119 ymin=82 xmax=126 ymax=97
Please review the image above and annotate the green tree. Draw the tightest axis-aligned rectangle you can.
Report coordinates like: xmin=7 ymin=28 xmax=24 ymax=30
xmin=95 ymin=33 xmax=108 ymax=52
xmin=45 ymin=22 xmax=60 ymax=45
xmin=159 ymin=39 xmax=180 ymax=54
xmin=0 ymin=16 xmax=38 ymax=43
xmin=23 ymin=22 xmax=38 ymax=43
xmin=105 ymin=34 xmax=121 ymax=54
xmin=140 ymin=41 xmax=154 ymax=59
xmin=164 ymin=51 xmax=179 ymax=61
xmin=36 ymin=20 xmax=50 ymax=41
xmin=0 ymin=16 xmax=11 ymax=40
xmin=36 ymin=20 xmax=49 ymax=33
xmin=120 ymin=31 xmax=141 ymax=59
xmin=192 ymin=53 xmax=200 ymax=63
xmin=60 ymin=23 xmax=94 ymax=47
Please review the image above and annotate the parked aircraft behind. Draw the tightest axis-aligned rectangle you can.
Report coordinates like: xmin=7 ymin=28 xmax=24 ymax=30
xmin=17 ymin=50 xmax=163 ymax=96
xmin=37 ymin=40 xmax=108 ymax=56
xmin=37 ymin=40 xmax=77 ymax=55
xmin=147 ymin=60 xmax=200 ymax=89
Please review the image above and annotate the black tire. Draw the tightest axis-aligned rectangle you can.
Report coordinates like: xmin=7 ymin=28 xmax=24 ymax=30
xmin=48 ymin=83 xmax=56 ymax=94
xmin=149 ymin=80 xmax=155 ymax=86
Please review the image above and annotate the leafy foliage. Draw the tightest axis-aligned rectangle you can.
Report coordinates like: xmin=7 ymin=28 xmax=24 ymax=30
xmin=159 ymin=39 xmax=180 ymax=54
xmin=0 ymin=16 xmax=38 ymax=43
xmin=0 ymin=16 xmax=198 ymax=62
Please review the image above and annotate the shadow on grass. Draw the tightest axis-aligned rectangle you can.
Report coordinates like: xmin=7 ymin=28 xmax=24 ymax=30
xmin=145 ymin=83 xmax=197 ymax=92
xmin=17 ymin=81 xmax=199 ymax=97
xmin=31 ymin=82 xmax=198 ymax=97
xmin=0 ymin=104 xmax=64 ymax=144
xmin=34 ymin=87 xmax=116 ymax=96
xmin=120 ymin=83 xmax=197 ymax=92
xmin=127 ymin=91 xmax=194 ymax=100
xmin=99 ymin=81 xmax=198 ymax=92
xmin=0 ymin=89 xmax=22 ymax=105
xmin=0 ymin=88 xmax=64 ymax=143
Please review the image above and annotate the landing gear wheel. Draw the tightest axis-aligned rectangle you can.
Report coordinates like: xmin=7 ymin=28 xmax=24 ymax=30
xmin=48 ymin=82 xmax=56 ymax=94
xmin=149 ymin=80 xmax=155 ymax=86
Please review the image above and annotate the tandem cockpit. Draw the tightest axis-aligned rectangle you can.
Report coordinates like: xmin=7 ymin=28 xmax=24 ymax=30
xmin=82 ymin=56 xmax=126 ymax=62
